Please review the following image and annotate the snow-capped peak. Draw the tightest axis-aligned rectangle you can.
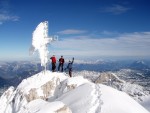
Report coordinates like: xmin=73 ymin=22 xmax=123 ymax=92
xmin=0 ymin=71 xmax=149 ymax=113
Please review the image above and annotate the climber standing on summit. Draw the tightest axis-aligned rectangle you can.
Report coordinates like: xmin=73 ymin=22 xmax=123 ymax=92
xmin=66 ymin=57 xmax=74 ymax=77
xmin=58 ymin=56 xmax=65 ymax=72
xmin=50 ymin=55 xmax=56 ymax=72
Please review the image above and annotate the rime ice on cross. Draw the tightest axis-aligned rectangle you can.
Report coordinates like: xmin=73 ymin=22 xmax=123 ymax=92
xmin=30 ymin=21 xmax=57 ymax=71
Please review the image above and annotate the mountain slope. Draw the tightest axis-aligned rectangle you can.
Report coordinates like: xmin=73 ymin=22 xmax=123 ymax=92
xmin=0 ymin=71 xmax=149 ymax=113
xmin=100 ymin=84 xmax=149 ymax=113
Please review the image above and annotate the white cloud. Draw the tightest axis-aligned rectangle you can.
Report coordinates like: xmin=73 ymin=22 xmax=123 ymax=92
xmin=0 ymin=14 xmax=19 ymax=21
xmin=101 ymin=4 xmax=131 ymax=15
xmin=57 ymin=29 xmax=87 ymax=35
xmin=0 ymin=13 xmax=19 ymax=24
xmin=51 ymin=32 xmax=150 ymax=57
xmin=100 ymin=30 xmax=119 ymax=35
xmin=0 ymin=0 xmax=19 ymax=24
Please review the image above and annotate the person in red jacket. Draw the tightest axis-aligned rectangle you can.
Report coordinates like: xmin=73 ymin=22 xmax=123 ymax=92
xmin=58 ymin=56 xmax=65 ymax=72
xmin=50 ymin=55 xmax=56 ymax=72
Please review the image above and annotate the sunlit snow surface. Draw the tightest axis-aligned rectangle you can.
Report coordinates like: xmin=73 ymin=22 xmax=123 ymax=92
xmin=0 ymin=71 xmax=149 ymax=113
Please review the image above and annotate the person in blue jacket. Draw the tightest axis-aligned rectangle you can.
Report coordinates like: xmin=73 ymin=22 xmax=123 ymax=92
xmin=66 ymin=57 xmax=74 ymax=77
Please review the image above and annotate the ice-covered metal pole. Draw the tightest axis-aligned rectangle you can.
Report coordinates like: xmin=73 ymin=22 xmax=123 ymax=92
xmin=30 ymin=21 xmax=58 ymax=72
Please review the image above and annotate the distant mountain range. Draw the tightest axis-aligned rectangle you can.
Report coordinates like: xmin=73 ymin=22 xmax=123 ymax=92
xmin=0 ymin=59 xmax=150 ymax=88
xmin=130 ymin=60 xmax=150 ymax=70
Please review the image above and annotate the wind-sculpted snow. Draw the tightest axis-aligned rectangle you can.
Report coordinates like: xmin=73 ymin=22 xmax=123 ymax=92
xmin=0 ymin=71 xmax=149 ymax=113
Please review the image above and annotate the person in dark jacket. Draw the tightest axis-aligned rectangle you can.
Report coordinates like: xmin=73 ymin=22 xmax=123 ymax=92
xmin=58 ymin=56 xmax=65 ymax=72
xmin=66 ymin=57 xmax=74 ymax=77
xmin=50 ymin=55 xmax=56 ymax=72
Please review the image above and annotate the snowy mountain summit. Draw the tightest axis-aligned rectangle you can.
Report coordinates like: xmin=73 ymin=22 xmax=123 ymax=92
xmin=1 ymin=21 xmax=149 ymax=113
xmin=0 ymin=71 xmax=149 ymax=113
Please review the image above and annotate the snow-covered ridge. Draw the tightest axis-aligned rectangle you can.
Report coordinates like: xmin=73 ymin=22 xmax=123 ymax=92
xmin=73 ymin=70 xmax=149 ymax=103
xmin=0 ymin=71 xmax=149 ymax=113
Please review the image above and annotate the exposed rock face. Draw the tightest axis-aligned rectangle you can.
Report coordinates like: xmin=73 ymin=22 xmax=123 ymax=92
xmin=41 ymin=81 xmax=55 ymax=99
xmin=55 ymin=105 xmax=72 ymax=113
xmin=67 ymin=84 xmax=77 ymax=90
xmin=95 ymin=72 xmax=124 ymax=84
xmin=25 ymin=88 xmax=38 ymax=102
xmin=25 ymin=80 xmax=56 ymax=102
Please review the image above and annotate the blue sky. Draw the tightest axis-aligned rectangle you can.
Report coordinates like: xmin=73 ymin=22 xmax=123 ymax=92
xmin=0 ymin=0 xmax=150 ymax=61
